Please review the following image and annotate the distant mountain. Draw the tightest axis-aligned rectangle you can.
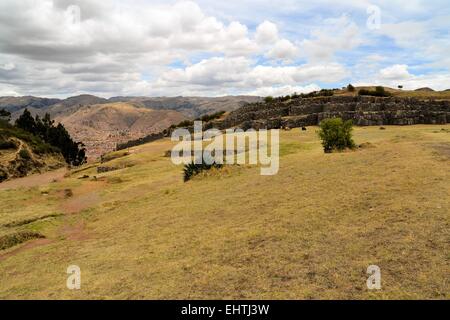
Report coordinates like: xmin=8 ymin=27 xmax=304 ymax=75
xmin=0 ymin=96 xmax=60 ymax=114
xmin=109 ymin=96 xmax=262 ymax=118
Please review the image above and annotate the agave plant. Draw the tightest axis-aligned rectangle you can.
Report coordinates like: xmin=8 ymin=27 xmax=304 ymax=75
xmin=183 ymin=159 xmax=223 ymax=182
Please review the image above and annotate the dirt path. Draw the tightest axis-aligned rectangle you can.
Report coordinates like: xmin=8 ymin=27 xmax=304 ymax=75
xmin=0 ymin=167 xmax=67 ymax=190
xmin=0 ymin=139 xmax=23 ymax=163
xmin=0 ymin=238 xmax=53 ymax=261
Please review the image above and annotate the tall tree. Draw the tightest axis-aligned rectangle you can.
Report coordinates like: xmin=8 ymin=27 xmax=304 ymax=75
xmin=0 ymin=109 xmax=11 ymax=122
xmin=15 ymin=109 xmax=36 ymax=133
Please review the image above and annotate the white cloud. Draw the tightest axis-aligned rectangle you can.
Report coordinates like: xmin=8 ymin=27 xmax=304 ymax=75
xmin=356 ymin=64 xmax=450 ymax=91
xmin=0 ymin=63 xmax=15 ymax=71
xmin=0 ymin=0 xmax=448 ymax=97
xmin=248 ymin=84 xmax=321 ymax=97
xmin=300 ymin=15 xmax=362 ymax=62
xmin=255 ymin=20 xmax=279 ymax=44
xmin=266 ymin=39 xmax=299 ymax=61
xmin=155 ymin=56 xmax=347 ymax=96
xmin=379 ymin=64 xmax=412 ymax=80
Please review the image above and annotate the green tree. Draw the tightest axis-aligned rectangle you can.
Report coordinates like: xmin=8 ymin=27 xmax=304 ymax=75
xmin=15 ymin=109 xmax=36 ymax=133
xmin=318 ymin=118 xmax=356 ymax=153
xmin=0 ymin=109 xmax=11 ymax=122
xmin=264 ymin=96 xmax=274 ymax=103
xmin=14 ymin=109 xmax=86 ymax=166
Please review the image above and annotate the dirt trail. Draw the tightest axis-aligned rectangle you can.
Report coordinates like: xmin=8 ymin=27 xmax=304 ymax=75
xmin=0 ymin=238 xmax=53 ymax=261
xmin=0 ymin=139 xmax=23 ymax=163
xmin=0 ymin=167 xmax=67 ymax=190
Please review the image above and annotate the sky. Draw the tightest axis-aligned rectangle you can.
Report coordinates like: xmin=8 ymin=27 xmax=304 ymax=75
xmin=0 ymin=0 xmax=449 ymax=98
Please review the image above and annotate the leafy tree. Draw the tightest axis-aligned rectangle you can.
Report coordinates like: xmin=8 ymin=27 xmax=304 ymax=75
xmin=15 ymin=109 xmax=36 ymax=133
xmin=318 ymin=118 xmax=356 ymax=153
xmin=0 ymin=109 xmax=11 ymax=122
xmin=264 ymin=96 xmax=274 ymax=103
xmin=375 ymin=86 xmax=387 ymax=96
xmin=347 ymin=84 xmax=355 ymax=92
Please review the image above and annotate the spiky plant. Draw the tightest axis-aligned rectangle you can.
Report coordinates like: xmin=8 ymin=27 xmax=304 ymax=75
xmin=183 ymin=160 xmax=223 ymax=182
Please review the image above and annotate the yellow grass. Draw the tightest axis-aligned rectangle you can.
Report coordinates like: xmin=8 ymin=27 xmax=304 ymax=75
xmin=0 ymin=125 xmax=449 ymax=299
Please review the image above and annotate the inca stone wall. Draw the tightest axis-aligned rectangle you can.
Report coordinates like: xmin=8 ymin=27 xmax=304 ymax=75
xmin=219 ymin=96 xmax=450 ymax=130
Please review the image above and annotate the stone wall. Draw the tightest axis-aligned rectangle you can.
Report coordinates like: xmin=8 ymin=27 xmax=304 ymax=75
xmin=220 ymin=96 xmax=450 ymax=130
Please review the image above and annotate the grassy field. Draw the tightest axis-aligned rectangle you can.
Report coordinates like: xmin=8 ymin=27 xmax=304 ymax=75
xmin=0 ymin=125 xmax=449 ymax=299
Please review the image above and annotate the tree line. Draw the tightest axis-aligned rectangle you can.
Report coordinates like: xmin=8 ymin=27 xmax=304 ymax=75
xmin=1 ymin=108 xmax=86 ymax=166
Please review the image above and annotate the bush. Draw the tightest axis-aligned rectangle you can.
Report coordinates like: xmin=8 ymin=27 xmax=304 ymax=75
xmin=358 ymin=86 xmax=391 ymax=97
xmin=347 ymin=84 xmax=355 ymax=92
xmin=264 ymin=96 xmax=274 ymax=103
xmin=19 ymin=148 xmax=32 ymax=160
xmin=318 ymin=118 xmax=356 ymax=153
xmin=197 ymin=111 xmax=226 ymax=122
xmin=0 ymin=168 xmax=8 ymax=182
xmin=183 ymin=160 xmax=223 ymax=182
xmin=0 ymin=231 xmax=45 ymax=250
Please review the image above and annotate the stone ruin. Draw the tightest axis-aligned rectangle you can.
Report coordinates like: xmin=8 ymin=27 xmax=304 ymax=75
xmin=219 ymin=96 xmax=450 ymax=130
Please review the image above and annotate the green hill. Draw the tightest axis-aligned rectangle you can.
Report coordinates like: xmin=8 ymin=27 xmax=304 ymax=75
xmin=0 ymin=121 xmax=66 ymax=182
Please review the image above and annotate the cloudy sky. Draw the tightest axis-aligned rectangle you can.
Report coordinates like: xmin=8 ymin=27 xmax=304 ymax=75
xmin=0 ymin=0 xmax=449 ymax=98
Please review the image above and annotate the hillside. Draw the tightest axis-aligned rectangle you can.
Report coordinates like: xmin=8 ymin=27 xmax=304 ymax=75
xmin=0 ymin=121 xmax=65 ymax=182
xmin=109 ymin=96 xmax=263 ymax=118
xmin=56 ymin=102 xmax=187 ymax=160
xmin=0 ymin=124 xmax=448 ymax=299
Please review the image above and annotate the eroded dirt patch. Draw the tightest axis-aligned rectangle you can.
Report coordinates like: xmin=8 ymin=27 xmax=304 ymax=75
xmin=59 ymin=180 xmax=106 ymax=214
xmin=429 ymin=143 xmax=450 ymax=159
xmin=0 ymin=168 xmax=67 ymax=190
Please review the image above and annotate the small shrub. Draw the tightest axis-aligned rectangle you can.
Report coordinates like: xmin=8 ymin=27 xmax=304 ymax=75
xmin=347 ymin=84 xmax=355 ymax=92
xmin=64 ymin=189 xmax=73 ymax=198
xmin=318 ymin=118 xmax=356 ymax=153
xmin=183 ymin=160 xmax=223 ymax=182
xmin=358 ymin=86 xmax=391 ymax=97
xmin=264 ymin=96 xmax=274 ymax=103
xmin=19 ymin=148 xmax=32 ymax=160
xmin=0 ymin=168 xmax=8 ymax=182
xmin=196 ymin=111 xmax=226 ymax=122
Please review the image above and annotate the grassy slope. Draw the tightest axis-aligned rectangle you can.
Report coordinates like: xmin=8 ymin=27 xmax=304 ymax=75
xmin=0 ymin=122 xmax=66 ymax=181
xmin=0 ymin=125 xmax=449 ymax=299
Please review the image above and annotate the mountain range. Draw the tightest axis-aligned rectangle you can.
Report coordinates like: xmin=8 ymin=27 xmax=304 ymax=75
xmin=0 ymin=95 xmax=261 ymax=159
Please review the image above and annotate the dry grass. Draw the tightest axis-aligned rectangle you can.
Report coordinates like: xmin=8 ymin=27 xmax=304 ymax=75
xmin=0 ymin=125 xmax=448 ymax=299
